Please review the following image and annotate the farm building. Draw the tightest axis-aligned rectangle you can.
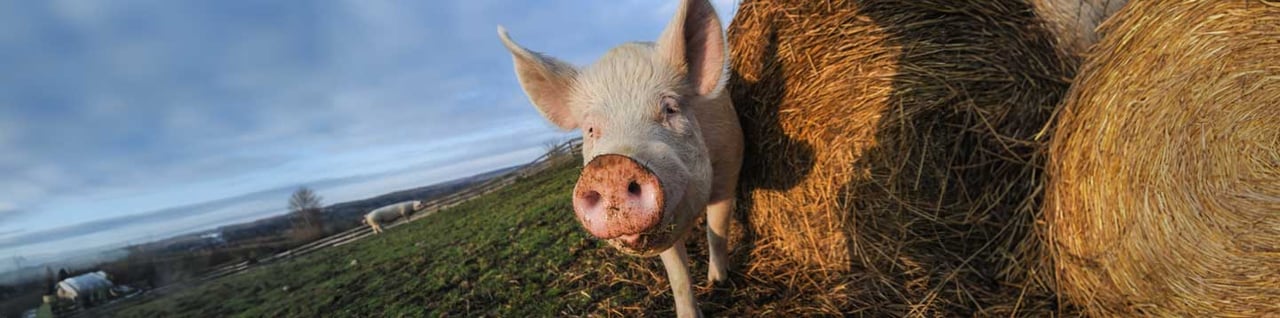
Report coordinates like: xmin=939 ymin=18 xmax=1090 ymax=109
xmin=55 ymin=271 xmax=114 ymax=305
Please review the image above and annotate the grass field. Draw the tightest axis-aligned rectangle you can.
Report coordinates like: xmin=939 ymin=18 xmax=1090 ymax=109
xmin=110 ymin=159 xmax=717 ymax=317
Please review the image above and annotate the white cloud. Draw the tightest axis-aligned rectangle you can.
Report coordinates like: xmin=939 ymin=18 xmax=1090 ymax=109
xmin=0 ymin=112 xmax=21 ymax=159
xmin=47 ymin=0 xmax=112 ymax=29
xmin=0 ymin=162 xmax=73 ymax=211
xmin=0 ymin=201 xmax=23 ymax=225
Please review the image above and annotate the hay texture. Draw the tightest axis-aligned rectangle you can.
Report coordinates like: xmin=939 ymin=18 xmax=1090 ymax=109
xmin=1045 ymin=1 xmax=1280 ymax=316
xmin=727 ymin=0 xmax=1072 ymax=315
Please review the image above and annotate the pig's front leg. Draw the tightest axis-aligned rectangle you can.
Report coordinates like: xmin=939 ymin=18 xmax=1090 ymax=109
xmin=659 ymin=241 xmax=701 ymax=318
xmin=706 ymin=199 xmax=732 ymax=283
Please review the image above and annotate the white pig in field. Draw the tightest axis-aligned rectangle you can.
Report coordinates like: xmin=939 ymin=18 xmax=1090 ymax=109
xmin=362 ymin=201 xmax=426 ymax=234
xmin=498 ymin=0 xmax=743 ymax=316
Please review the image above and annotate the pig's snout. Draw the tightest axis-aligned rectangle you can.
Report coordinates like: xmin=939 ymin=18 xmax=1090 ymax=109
xmin=573 ymin=154 xmax=665 ymax=241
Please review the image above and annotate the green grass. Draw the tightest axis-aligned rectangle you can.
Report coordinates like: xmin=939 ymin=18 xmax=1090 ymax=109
xmin=112 ymin=161 xmax=673 ymax=317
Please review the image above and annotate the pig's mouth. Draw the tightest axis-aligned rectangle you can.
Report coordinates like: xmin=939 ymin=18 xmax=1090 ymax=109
xmin=606 ymin=220 xmax=680 ymax=256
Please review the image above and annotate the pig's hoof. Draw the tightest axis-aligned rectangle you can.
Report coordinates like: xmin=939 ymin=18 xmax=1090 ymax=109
xmin=707 ymin=268 xmax=728 ymax=284
xmin=704 ymin=276 xmax=732 ymax=290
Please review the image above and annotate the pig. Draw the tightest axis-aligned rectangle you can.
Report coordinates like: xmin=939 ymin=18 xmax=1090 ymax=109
xmin=1031 ymin=0 xmax=1129 ymax=59
xmin=363 ymin=200 xmax=426 ymax=234
xmin=497 ymin=0 xmax=742 ymax=316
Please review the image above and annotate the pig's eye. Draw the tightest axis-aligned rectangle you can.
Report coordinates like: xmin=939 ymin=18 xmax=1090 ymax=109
xmin=660 ymin=96 xmax=679 ymax=115
xmin=659 ymin=96 xmax=687 ymax=131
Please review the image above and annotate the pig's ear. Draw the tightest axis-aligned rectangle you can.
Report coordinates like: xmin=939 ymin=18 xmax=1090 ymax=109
xmin=498 ymin=26 xmax=580 ymax=130
xmin=656 ymin=0 xmax=726 ymax=97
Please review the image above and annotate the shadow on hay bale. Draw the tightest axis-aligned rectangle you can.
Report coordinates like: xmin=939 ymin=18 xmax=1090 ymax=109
xmin=723 ymin=0 xmax=1077 ymax=315
xmin=1045 ymin=1 xmax=1280 ymax=316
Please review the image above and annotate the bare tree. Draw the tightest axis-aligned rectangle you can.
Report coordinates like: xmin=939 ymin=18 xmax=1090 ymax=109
xmin=288 ymin=187 xmax=325 ymax=242
xmin=542 ymin=137 xmax=573 ymax=164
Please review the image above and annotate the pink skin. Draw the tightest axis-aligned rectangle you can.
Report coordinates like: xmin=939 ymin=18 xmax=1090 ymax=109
xmin=572 ymin=154 xmax=665 ymax=247
xmin=498 ymin=0 xmax=743 ymax=316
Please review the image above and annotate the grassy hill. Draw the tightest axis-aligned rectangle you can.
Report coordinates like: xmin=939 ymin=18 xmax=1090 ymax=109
xmin=109 ymin=159 xmax=703 ymax=317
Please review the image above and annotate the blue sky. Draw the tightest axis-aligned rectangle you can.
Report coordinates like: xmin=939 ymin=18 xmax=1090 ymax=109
xmin=0 ymin=0 xmax=738 ymax=267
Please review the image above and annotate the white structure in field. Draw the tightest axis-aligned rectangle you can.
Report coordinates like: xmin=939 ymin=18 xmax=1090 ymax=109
xmin=55 ymin=271 xmax=114 ymax=304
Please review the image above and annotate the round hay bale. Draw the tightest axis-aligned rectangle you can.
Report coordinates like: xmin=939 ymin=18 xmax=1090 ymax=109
xmin=727 ymin=0 xmax=1073 ymax=315
xmin=1045 ymin=1 xmax=1280 ymax=316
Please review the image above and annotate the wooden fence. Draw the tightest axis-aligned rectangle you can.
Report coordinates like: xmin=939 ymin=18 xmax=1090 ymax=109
xmin=196 ymin=138 xmax=582 ymax=281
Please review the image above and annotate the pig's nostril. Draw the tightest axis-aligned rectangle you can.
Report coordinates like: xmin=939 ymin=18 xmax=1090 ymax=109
xmin=627 ymin=181 xmax=642 ymax=196
xmin=582 ymin=190 xmax=601 ymax=207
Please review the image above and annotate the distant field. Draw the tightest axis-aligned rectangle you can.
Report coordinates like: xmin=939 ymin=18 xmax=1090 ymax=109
xmin=108 ymin=159 xmax=702 ymax=317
